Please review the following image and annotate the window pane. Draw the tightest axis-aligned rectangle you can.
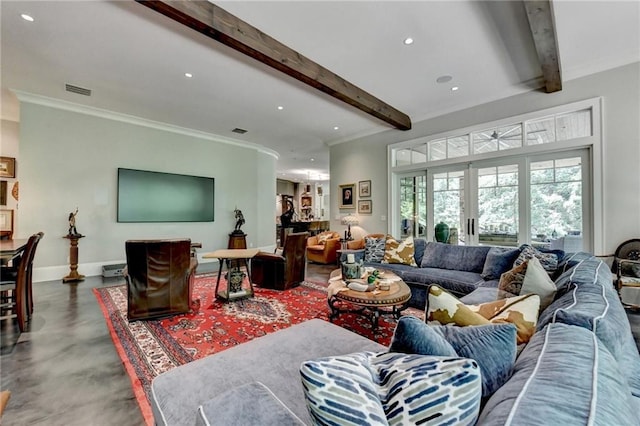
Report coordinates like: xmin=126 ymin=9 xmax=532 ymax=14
xmin=428 ymin=139 xmax=446 ymax=161
xmin=556 ymin=110 xmax=591 ymax=141
xmin=497 ymin=124 xmax=522 ymax=150
xmin=530 ymin=158 xmax=583 ymax=249
xmin=400 ymin=175 xmax=427 ymax=238
xmin=411 ymin=144 xmax=427 ymax=164
xmin=473 ymin=129 xmax=498 ymax=154
xmin=478 ymin=166 xmax=519 ymax=247
xmin=447 ymin=136 xmax=469 ymax=158
xmin=526 ymin=117 xmax=555 ymax=145
xmin=395 ymin=149 xmax=411 ymax=166
xmin=433 ymin=171 xmax=465 ymax=244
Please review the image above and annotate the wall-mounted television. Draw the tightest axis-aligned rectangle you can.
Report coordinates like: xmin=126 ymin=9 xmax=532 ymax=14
xmin=117 ymin=168 xmax=215 ymax=222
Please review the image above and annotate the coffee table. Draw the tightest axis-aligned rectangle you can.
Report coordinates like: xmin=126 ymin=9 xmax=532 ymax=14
xmin=327 ymin=269 xmax=411 ymax=330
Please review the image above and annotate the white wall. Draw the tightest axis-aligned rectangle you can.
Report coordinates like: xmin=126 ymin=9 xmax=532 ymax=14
xmin=330 ymin=62 xmax=640 ymax=255
xmin=18 ymin=101 xmax=277 ymax=281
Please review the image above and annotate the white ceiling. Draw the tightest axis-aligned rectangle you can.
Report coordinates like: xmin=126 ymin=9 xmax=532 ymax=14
xmin=2 ymin=1 xmax=639 ymax=182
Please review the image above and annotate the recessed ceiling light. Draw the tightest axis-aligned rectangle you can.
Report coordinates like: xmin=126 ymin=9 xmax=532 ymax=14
xmin=310 ymin=158 xmax=315 ymax=162
xmin=333 ymin=126 xmax=339 ymax=130
xmin=451 ymin=86 xmax=459 ymax=91
xmin=184 ymin=73 xmax=193 ymax=78
xmin=436 ymin=75 xmax=453 ymax=84
xmin=21 ymin=14 xmax=34 ymax=22
xmin=277 ymin=106 xmax=284 ymax=110
xmin=403 ymin=37 xmax=414 ymax=45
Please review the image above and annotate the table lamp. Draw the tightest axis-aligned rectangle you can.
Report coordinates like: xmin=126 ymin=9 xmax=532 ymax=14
xmin=341 ymin=214 xmax=359 ymax=240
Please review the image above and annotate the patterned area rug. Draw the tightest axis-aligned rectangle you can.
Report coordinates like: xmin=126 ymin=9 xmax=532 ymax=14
xmin=93 ymin=274 xmax=421 ymax=424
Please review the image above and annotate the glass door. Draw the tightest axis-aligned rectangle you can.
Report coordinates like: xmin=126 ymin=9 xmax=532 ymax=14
xmin=429 ymin=166 xmax=468 ymax=245
xmin=477 ymin=163 xmax=520 ymax=247
xmin=399 ymin=173 xmax=427 ymax=239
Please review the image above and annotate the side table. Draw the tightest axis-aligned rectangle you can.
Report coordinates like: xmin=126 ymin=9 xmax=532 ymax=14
xmin=203 ymin=248 xmax=259 ymax=302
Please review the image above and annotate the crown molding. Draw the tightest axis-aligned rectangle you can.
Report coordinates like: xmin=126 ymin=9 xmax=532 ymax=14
xmin=12 ymin=90 xmax=279 ymax=160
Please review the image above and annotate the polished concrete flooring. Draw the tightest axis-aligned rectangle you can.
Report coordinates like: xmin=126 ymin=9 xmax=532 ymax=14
xmin=1 ymin=262 xmax=639 ymax=425
xmin=0 ymin=262 xmax=335 ymax=425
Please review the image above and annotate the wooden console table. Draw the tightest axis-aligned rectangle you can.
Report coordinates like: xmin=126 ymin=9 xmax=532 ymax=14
xmin=63 ymin=234 xmax=85 ymax=282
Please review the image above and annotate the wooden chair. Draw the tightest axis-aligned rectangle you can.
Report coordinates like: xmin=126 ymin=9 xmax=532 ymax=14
xmin=125 ymin=239 xmax=198 ymax=321
xmin=0 ymin=232 xmax=44 ymax=332
xmin=251 ymin=232 xmax=309 ymax=290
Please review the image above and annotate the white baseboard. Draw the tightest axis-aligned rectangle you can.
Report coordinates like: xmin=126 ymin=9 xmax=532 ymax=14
xmin=32 ymin=246 xmax=276 ymax=283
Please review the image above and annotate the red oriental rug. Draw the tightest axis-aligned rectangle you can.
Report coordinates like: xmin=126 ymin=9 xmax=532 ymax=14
xmin=93 ymin=274 xmax=421 ymax=425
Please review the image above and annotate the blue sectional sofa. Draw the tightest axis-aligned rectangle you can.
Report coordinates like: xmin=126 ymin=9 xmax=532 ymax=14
xmin=151 ymin=250 xmax=640 ymax=425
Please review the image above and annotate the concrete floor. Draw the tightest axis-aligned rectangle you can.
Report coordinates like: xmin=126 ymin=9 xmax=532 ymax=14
xmin=0 ymin=262 xmax=335 ymax=425
xmin=1 ymin=262 xmax=638 ymax=425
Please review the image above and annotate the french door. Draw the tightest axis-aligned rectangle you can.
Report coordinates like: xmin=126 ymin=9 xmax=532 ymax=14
xmin=412 ymin=149 xmax=591 ymax=250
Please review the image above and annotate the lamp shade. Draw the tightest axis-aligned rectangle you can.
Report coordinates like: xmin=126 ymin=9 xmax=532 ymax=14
xmin=341 ymin=214 xmax=359 ymax=226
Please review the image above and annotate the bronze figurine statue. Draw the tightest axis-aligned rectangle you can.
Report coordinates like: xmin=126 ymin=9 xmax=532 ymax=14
xmin=68 ymin=208 xmax=79 ymax=236
xmin=233 ymin=208 xmax=245 ymax=234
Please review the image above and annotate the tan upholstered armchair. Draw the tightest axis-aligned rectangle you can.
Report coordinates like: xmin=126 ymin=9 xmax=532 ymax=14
xmin=251 ymin=232 xmax=309 ymax=290
xmin=125 ymin=239 xmax=198 ymax=321
xmin=306 ymin=231 xmax=341 ymax=264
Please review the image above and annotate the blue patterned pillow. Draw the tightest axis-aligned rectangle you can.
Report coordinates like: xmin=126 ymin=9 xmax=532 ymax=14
xmin=514 ymin=244 xmax=563 ymax=274
xmin=390 ymin=316 xmax=517 ymax=397
xmin=300 ymin=351 xmax=481 ymax=425
xmin=364 ymin=237 xmax=386 ymax=263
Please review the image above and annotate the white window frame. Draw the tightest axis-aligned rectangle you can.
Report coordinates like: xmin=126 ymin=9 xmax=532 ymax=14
xmin=388 ymin=97 xmax=604 ymax=254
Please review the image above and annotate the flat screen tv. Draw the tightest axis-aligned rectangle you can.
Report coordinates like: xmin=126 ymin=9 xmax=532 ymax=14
xmin=117 ymin=168 xmax=215 ymax=222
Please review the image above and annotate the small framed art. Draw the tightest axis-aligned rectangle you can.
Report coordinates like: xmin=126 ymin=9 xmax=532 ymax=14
xmin=0 ymin=181 xmax=6 ymax=206
xmin=358 ymin=200 xmax=372 ymax=214
xmin=0 ymin=157 xmax=16 ymax=178
xmin=339 ymin=183 xmax=355 ymax=208
xmin=359 ymin=180 xmax=371 ymax=198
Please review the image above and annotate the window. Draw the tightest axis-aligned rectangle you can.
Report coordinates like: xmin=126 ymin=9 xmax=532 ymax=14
xmin=390 ymin=98 xmax=601 ymax=252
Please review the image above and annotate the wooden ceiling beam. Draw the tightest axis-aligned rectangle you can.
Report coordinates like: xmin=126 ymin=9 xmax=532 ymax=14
xmin=136 ymin=0 xmax=412 ymax=130
xmin=524 ymin=0 xmax=562 ymax=93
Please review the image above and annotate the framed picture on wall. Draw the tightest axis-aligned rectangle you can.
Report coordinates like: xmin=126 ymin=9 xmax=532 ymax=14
xmin=359 ymin=180 xmax=371 ymax=197
xmin=339 ymin=183 xmax=355 ymax=208
xmin=0 ymin=157 xmax=16 ymax=178
xmin=358 ymin=200 xmax=372 ymax=214
xmin=0 ymin=181 xmax=6 ymax=206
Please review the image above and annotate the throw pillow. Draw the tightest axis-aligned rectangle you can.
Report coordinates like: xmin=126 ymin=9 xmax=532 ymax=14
xmin=364 ymin=237 xmax=386 ymax=263
xmin=498 ymin=261 xmax=529 ymax=295
xmin=381 ymin=235 xmax=417 ymax=266
xmin=514 ymin=244 xmax=560 ymax=274
xmin=621 ymin=261 xmax=640 ymax=278
xmin=520 ymin=256 xmax=557 ymax=310
xmin=468 ymin=294 xmax=541 ymax=344
xmin=316 ymin=232 xmax=333 ymax=244
xmin=389 ymin=316 xmax=517 ymax=397
xmin=426 ymin=285 xmax=491 ymax=326
xmin=481 ymin=247 xmax=522 ymax=280
xmin=426 ymin=285 xmax=541 ymax=344
xmin=300 ymin=351 xmax=482 ymax=426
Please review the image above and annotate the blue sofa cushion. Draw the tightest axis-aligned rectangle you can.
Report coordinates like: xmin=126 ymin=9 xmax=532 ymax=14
xmin=389 ymin=316 xmax=517 ymax=397
xmin=539 ymin=256 xmax=640 ymax=397
xmin=421 ymin=242 xmax=491 ymax=273
xmin=300 ymin=351 xmax=482 ymax=425
xmin=481 ymin=247 xmax=522 ymax=280
xmin=478 ymin=322 xmax=638 ymax=426
xmin=196 ymin=382 xmax=305 ymax=426
xmin=390 ymin=265 xmax=483 ymax=296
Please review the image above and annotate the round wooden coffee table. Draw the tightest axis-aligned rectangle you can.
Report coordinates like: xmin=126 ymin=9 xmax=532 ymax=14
xmin=328 ymin=269 xmax=411 ymax=330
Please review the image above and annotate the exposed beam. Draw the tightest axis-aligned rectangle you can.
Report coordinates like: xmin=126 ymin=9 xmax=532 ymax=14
xmin=524 ymin=0 xmax=562 ymax=93
xmin=136 ymin=0 xmax=412 ymax=130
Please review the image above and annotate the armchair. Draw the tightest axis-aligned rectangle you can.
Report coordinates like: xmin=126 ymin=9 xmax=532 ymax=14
xmin=306 ymin=231 xmax=341 ymax=264
xmin=125 ymin=239 xmax=198 ymax=321
xmin=251 ymin=232 xmax=309 ymax=290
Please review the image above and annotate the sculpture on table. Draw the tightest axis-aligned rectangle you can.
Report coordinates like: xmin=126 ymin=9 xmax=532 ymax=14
xmin=68 ymin=208 xmax=80 ymax=236
xmin=232 ymin=208 xmax=245 ymax=235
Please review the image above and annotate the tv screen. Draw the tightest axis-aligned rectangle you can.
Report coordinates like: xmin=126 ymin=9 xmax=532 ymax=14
xmin=117 ymin=168 xmax=215 ymax=222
